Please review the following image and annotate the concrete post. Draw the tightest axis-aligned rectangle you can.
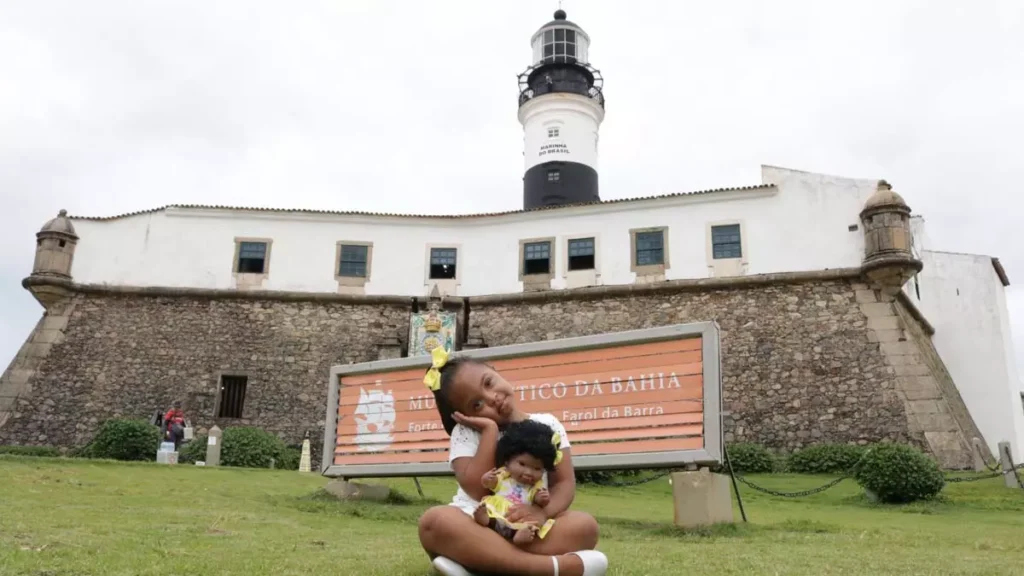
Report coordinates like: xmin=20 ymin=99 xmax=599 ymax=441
xmin=998 ymin=441 xmax=1019 ymax=489
xmin=299 ymin=433 xmax=312 ymax=473
xmin=670 ymin=468 xmax=734 ymax=529
xmin=206 ymin=425 xmax=222 ymax=467
xmin=971 ymin=438 xmax=988 ymax=472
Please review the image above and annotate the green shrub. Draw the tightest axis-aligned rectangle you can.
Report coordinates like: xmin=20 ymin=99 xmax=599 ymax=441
xmin=724 ymin=443 xmax=776 ymax=473
xmin=0 ymin=445 xmax=61 ymax=458
xmin=788 ymin=443 xmax=868 ymax=474
xmin=853 ymin=443 xmax=945 ymax=503
xmin=179 ymin=437 xmax=207 ymax=464
xmin=276 ymin=445 xmax=302 ymax=471
xmin=181 ymin=427 xmax=291 ymax=469
xmin=221 ymin=427 xmax=289 ymax=469
xmin=85 ymin=418 xmax=162 ymax=461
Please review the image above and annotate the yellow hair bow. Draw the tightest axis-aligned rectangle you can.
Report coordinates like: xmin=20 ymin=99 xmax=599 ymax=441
xmin=423 ymin=346 xmax=450 ymax=392
xmin=552 ymin=432 xmax=564 ymax=466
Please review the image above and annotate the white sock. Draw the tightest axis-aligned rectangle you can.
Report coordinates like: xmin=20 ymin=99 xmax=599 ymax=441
xmin=552 ymin=556 xmax=559 ymax=576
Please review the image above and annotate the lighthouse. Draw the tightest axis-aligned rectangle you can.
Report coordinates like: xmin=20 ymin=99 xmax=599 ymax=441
xmin=518 ymin=9 xmax=606 ymax=210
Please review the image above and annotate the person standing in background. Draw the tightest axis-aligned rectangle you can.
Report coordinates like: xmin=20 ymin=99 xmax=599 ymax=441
xmin=163 ymin=401 xmax=186 ymax=449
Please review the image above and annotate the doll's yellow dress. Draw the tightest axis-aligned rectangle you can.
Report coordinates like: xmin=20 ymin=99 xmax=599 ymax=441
xmin=481 ymin=468 xmax=556 ymax=538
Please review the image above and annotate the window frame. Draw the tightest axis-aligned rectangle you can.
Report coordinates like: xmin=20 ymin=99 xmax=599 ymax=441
xmin=426 ymin=245 xmax=460 ymax=281
xmin=710 ymin=223 xmax=743 ymax=260
xmin=541 ymin=27 xmax=578 ymax=64
xmin=518 ymin=236 xmax=556 ymax=288
xmin=215 ymin=373 xmax=249 ymax=420
xmin=566 ymin=236 xmax=597 ymax=272
xmin=335 ymin=241 xmax=373 ymax=288
xmin=232 ymin=237 xmax=273 ymax=288
xmin=629 ymin=226 xmax=670 ymax=276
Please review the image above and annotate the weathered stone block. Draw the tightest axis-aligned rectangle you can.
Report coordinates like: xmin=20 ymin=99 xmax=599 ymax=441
xmin=866 ymin=316 xmax=900 ymax=331
xmin=854 ymin=290 xmax=878 ymax=304
xmin=859 ymin=302 xmax=894 ymax=318
xmin=901 ymin=376 xmax=940 ymax=400
xmin=670 ymin=469 xmax=733 ymax=528
xmin=324 ymin=480 xmax=391 ymax=502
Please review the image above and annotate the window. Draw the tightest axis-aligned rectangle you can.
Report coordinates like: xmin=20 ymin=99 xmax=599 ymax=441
xmin=217 ymin=375 xmax=247 ymax=419
xmin=635 ymin=230 xmax=664 ymax=266
xmin=542 ymin=27 xmax=577 ymax=64
xmin=237 ymin=241 xmax=268 ymax=274
xmin=523 ymin=241 xmax=552 ymax=275
xmin=547 ymin=127 xmax=560 ymax=138
xmin=430 ymin=248 xmax=457 ymax=279
xmin=711 ymin=224 xmax=742 ymax=260
xmin=338 ymin=244 xmax=368 ymax=277
xmin=547 ymin=170 xmax=561 ymax=182
xmin=568 ymin=237 xmax=595 ymax=271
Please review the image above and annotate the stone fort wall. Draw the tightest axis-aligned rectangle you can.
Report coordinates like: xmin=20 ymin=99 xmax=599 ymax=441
xmin=0 ymin=271 xmax=982 ymax=468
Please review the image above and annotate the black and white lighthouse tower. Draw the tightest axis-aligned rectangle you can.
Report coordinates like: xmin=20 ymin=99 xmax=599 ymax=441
xmin=518 ymin=9 xmax=605 ymax=210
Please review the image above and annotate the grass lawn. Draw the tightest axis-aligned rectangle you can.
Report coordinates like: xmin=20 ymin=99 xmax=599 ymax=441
xmin=1 ymin=456 xmax=1023 ymax=575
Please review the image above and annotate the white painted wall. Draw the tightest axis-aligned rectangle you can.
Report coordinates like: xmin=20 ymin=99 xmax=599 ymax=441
xmin=520 ymin=94 xmax=603 ymax=172
xmin=903 ymin=247 xmax=1024 ymax=462
xmin=64 ymin=166 xmax=879 ymax=298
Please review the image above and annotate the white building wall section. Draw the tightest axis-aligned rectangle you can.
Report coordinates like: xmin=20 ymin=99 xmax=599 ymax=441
xmin=903 ymin=249 xmax=1024 ymax=462
xmin=67 ymin=166 xmax=880 ymax=297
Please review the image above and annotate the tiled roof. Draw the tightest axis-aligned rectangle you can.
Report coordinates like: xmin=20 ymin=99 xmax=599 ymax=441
xmin=67 ymin=184 xmax=774 ymax=221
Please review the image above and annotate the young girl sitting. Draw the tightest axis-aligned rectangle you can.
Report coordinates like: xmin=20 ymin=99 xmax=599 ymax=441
xmin=475 ymin=419 xmax=562 ymax=545
xmin=418 ymin=345 xmax=608 ymax=576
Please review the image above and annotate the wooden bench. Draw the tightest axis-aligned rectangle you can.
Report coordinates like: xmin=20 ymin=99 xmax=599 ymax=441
xmin=321 ymin=322 xmax=724 ymax=481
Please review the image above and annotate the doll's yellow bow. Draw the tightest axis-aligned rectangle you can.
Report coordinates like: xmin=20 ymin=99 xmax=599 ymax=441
xmin=423 ymin=346 xmax=450 ymax=392
xmin=552 ymin=432 xmax=564 ymax=466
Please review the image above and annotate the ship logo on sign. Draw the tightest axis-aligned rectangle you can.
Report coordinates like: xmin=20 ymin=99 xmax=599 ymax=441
xmin=353 ymin=388 xmax=396 ymax=452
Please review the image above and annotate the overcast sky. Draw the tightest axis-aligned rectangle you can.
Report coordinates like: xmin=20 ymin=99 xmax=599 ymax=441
xmin=1 ymin=0 xmax=1022 ymax=381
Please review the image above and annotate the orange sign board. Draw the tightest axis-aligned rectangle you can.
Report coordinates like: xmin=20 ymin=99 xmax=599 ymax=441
xmin=322 ymin=323 xmax=722 ymax=478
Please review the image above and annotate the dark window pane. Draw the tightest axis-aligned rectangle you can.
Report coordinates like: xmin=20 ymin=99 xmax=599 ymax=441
xmin=555 ymin=43 xmax=565 ymax=55
xmin=524 ymin=259 xmax=550 ymax=275
xmin=217 ymin=376 xmax=247 ymax=419
xmin=544 ymin=43 xmax=554 ymax=57
xmin=568 ymin=238 xmax=595 ymax=256
xmin=711 ymin=225 xmax=742 ymax=259
xmin=524 ymin=241 xmax=550 ymax=260
xmin=339 ymin=261 xmax=366 ymax=277
xmin=635 ymin=231 xmax=664 ymax=266
xmin=555 ymin=29 xmax=565 ymax=41
xmin=565 ymin=41 xmax=576 ymax=58
xmin=340 ymin=244 xmax=368 ymax=263
xmin=237 ymin=241 xmax=267 ymax=274
xmin=239 ymin=242 xmax=266 ymax=259
xmin=568 ymin=254 xmax=594 ymax=271
xmin=636 ymin=231 xmax=664 ymax=251
xmin=430 ymin=248 xmax=457 ymax=265
xmin=566 ymin=30 xmax=576 ymax=42
xmin=636 ymin=249 xmax=663 ymax=266
xmin=544 ymin=30 xmax=553 ymax=42
xmin=430 ymin=248 xmax=457 ymax=279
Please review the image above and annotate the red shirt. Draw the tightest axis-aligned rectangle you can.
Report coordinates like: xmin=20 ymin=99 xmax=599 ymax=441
xmin=164 ymin=409 xmax=184 ymax=426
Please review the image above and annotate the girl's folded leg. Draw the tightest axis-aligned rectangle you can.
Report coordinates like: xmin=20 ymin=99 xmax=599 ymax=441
xmin=419 ymin=506 xmax=606 ymax=576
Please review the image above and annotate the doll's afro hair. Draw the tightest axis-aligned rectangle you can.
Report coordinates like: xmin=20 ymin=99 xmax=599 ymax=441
xmin=495 ymin=419 xmax=560 ymax=471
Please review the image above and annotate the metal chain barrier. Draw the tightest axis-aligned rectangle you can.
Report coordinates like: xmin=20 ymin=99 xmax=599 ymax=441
xmin=945 ymin=464 xmax=1024 ymax=484
xmin=588 ymin=469 xmax=674 ymax=487
xmin=732 ymin=473 xmax=850 ymax=497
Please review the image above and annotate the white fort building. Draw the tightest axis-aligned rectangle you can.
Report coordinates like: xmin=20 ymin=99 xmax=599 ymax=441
xmin=3 ymin=10 xmax=1021 ymax=468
